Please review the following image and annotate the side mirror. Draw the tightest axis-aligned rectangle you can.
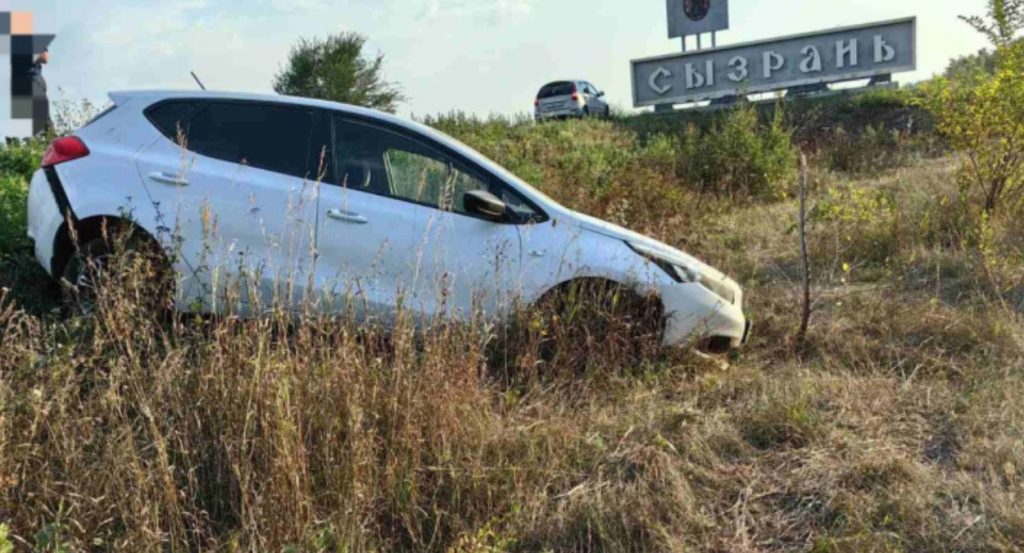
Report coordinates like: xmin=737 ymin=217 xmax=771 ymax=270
xmin=464 ymin=190 xmax=507 ymax=221
xmin=597 ymin=91 xmax=606 ymax=98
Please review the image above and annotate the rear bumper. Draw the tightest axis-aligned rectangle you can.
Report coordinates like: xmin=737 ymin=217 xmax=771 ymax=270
xmin=27 ymin=168 xmax=67 ymax=277
xmin=535 ymin=107 xmax=584 ymax=120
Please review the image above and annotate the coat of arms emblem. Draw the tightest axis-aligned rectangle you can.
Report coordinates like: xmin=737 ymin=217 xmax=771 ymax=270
xmin=684 ymin=0 xmax=711 ymax=21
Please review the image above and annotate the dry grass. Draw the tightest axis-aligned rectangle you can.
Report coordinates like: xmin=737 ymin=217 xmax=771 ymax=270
xmin=1 ymin=145 xmax=1023 ymax=552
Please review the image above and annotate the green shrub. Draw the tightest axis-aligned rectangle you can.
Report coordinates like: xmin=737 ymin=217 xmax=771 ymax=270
xmin=424 ymin=114 xmax=696 ymax=235
xmin=920 ymin=2 xmax=1024 ymax=217
xmin=677 ymin=103 xmax=797 ymax=200
xmin=920 ymin=45 xmax=1024 ymax=216
xmin=431 ymin=106 xmax=810 ymax=212
xmin=944 ymin=47 xmax=1001 ymax=81
xmin=783 ymin=87 xmax=943 ymax=175
xmin=0 ymin=524 xmax=12 ymax=553
xmin=0 ymin=139 xmax=45 ymax=183
xmin=809 ymin=182 xmax=903 ymax=270
xmin=846 ymin=86 xmax=917 ymax=109
xmin=825 ymin=124 xmax=911 ymax=175
xmin=0 ymin=141 xmax=43 ymax=256
xmin=0 ymin=175 xmax=28 ymax=255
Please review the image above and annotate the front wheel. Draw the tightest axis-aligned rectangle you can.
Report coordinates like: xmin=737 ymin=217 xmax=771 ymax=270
xmin=535 ymin=281 xmax=665 ymax=373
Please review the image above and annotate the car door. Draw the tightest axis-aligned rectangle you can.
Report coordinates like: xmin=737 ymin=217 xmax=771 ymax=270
xmin=316 ymin=115 xmax=534 ymax=324
xmin=583 ymin=82 xmax=604 ymax=114
xmin=311 ymin=115 xmax=422 ymax=322
xmin=579 ymin=82 xmax=593 ymax=113
xmin=591 ymin=83 xmax=609 ymax=113
xmin=390 ymin=148 xmax=532 ymax=323
xmin=138 ymin=99 xmax=321 ymax=314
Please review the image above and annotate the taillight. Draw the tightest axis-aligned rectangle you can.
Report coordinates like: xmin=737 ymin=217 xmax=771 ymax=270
xmin=41 ymin=136 xmax=90 ymax=168
xmin=571 ymin=92 xmax=581 ymax=103
xmin=534 ymin=98 xmax=540 ymax=107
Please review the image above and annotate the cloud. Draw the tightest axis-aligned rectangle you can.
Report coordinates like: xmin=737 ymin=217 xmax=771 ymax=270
xmin=264 ymin=0 xmax=329 ymax=13
xmin=422 ymin=0 xmax=532 ymax=24
xmin=88 ymin=1 xmax=211 ymax=49
xmin=54 ymin=0 xmax=283 ymax=101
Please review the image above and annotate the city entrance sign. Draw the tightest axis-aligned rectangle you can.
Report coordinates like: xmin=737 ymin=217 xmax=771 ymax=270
xmin=632 ymin=17 xmax=916 ymax=108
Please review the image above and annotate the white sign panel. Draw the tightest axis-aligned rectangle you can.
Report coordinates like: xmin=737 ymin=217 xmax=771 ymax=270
xmin=635 ymin=17 xmax=916 ymax=107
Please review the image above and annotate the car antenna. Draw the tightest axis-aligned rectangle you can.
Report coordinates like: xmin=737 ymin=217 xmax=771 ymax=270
xmin=191 ymin=71 xmax=207 ymax=91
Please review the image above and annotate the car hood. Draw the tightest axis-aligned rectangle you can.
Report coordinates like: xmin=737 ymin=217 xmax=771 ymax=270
xmin=567 ymin=210 xmax=726 ymax=280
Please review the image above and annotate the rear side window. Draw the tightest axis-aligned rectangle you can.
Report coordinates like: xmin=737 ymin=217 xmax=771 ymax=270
xmin=147 ymin=101 xmax=203 ymax=141
xmin=146 ymin=100 xmax=326 ymax=181
xmin=537 ymin=82 xmax=576 ymax=98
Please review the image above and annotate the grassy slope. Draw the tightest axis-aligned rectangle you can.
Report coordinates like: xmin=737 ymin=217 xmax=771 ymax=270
xmin=1 ymin=107 xmax=1022 ymax=552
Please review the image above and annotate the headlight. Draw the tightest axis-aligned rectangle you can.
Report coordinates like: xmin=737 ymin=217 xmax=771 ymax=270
xmin=627 ymin=241 xmax=696 ymax=283
xmin=628 ymin=241 xmax=735 ymax=304
xmin=697 ymin=274 xmax=736 ymax=305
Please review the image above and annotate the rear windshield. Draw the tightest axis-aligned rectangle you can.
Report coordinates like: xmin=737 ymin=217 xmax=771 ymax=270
xmin=145 ymin=99 xmax=326 ymax=181
xmin=537 ymin=82 xmax=576 ymax=99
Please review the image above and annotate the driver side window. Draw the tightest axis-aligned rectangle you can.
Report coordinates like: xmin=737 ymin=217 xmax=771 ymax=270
xmin=334 ymin=116 xmax=537 ymax=220
xmin=383 ymin=148 xmax=488 ymax=213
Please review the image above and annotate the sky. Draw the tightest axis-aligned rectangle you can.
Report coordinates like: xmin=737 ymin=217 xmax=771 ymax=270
xmin=17 ymin=0 xmax=992 ymax=118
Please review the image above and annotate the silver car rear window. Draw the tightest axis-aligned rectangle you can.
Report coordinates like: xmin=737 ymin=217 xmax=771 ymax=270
xmin=537 ymin=82 xmax=575 ymax=98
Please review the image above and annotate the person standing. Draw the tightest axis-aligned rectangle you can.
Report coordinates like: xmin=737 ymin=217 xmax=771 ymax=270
xmin=11 ymin=46 xmax=52 ymax=138
xmin=27 ymin=48 xmax=51 ymax=136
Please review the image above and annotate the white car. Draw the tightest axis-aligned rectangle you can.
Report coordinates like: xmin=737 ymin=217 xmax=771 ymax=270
xmin=27 ymin=90 xmax=749 ymax=352
xmin=534 ymin=80 xmax=610 ymax=121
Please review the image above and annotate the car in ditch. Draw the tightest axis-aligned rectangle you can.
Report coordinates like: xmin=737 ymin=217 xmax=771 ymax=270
xmin=27 ymin=90 xmax=750 ymax=353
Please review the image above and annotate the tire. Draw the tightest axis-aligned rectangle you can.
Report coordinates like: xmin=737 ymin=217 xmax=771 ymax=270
xmin=61 ymin=237 xmax=113 ymax=316
xmin=61 ymin=231 xmax=172 ymax=317
xmin=535 ymin=280 xmax=664 ymax=371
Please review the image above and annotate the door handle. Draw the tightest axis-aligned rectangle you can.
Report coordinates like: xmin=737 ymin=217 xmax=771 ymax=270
xmin=326 ymin=209 xmax=368 ymax=225
xmin=529 ymin=249 xmax=547 ymax=258
xmin=148 ymin=172 xmax=189 ymax=186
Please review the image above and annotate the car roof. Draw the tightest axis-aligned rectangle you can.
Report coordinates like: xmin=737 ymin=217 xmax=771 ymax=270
xmin=110 ymin=88 xmax=439 ymax=142
xmin=109 ymin=89 xmax=562 ymax=211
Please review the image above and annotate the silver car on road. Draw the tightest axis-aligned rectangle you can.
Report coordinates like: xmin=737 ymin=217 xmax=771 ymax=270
xmin=534 ymin=80 xmax=610 ymax=121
